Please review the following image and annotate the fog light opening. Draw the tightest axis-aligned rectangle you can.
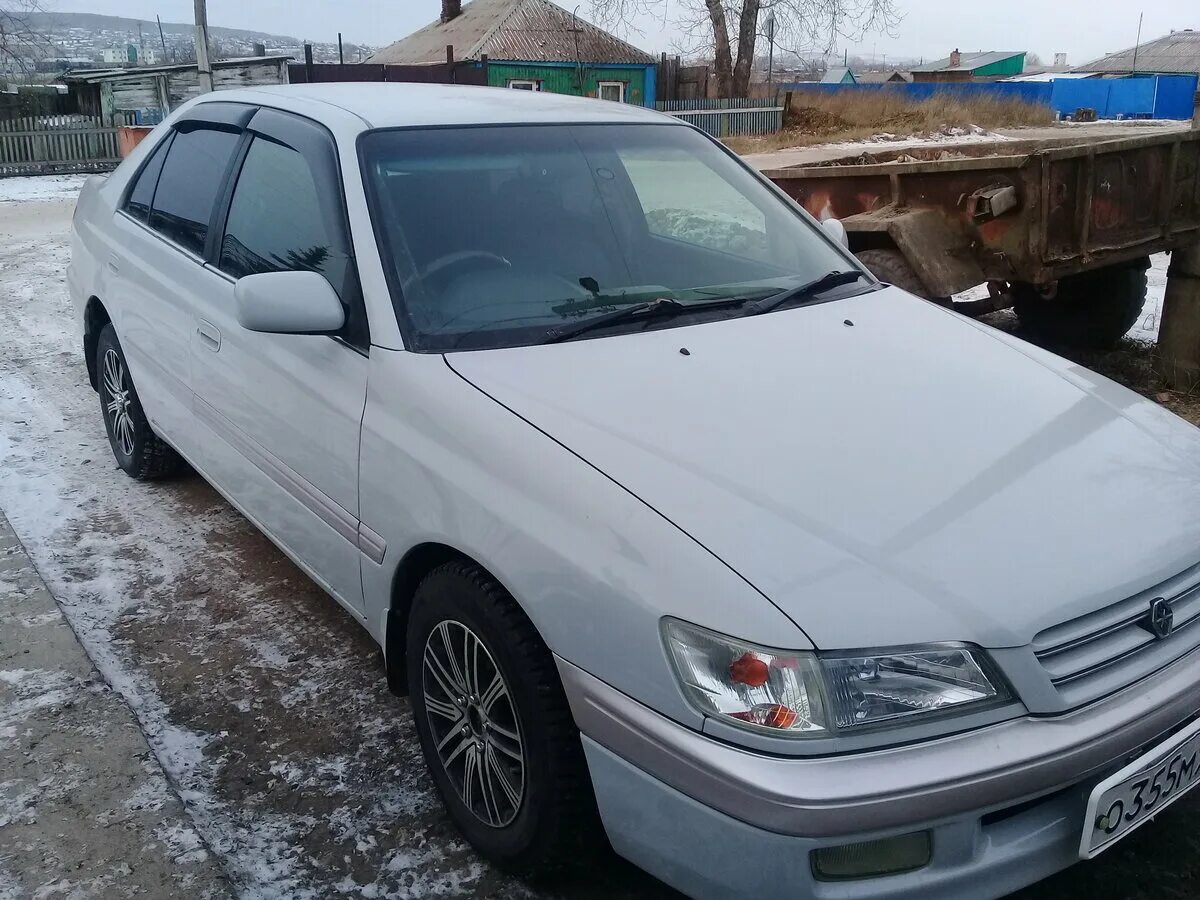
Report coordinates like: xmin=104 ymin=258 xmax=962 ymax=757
xmin=811 ymin=831 xmax=932 ymax=881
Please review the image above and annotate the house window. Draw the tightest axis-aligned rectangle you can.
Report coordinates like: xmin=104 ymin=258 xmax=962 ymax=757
xmin=507 ymin=79 xmax=541 ymax=91
xmin=597 ymin=81 xmax=626 ymax=102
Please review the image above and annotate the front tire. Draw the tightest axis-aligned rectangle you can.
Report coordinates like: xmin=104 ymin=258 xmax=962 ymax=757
xmin=406 ymin=561 xmax=603 ymax=878
xmin=95 ymin=324 xmax=182 ymax=480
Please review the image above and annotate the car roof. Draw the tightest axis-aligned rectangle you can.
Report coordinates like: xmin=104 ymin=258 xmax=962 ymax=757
xmin=202 ymin=82 xmax=679 ymax=130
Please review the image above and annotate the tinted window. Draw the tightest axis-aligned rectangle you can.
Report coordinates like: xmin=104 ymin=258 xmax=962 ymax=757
xmin=149 ymin=127 xmax=240 ymax=255
xmin=360 ymin=125 xmax=856 ymax=351
xmin=219 ymin=137 xmax=341 ymax=286
xmin=124 ymin=132 xmax=173 ymax=222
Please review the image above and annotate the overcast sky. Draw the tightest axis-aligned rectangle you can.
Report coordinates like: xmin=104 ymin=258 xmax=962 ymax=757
xmin=42 ymin=0 xmax=1194 ymax=67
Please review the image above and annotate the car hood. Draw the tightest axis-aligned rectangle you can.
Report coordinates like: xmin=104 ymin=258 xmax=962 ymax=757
xmin=447 ymin=287 xmax=1200 ymax=649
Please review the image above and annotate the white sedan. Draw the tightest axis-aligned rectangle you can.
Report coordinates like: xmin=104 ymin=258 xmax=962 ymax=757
xmin=69 ymin=83 xmax=1200 ymax=899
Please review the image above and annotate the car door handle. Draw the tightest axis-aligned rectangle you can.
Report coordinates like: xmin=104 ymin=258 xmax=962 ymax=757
xmin=106 ymin=255 xmax=119 ymax=273
xmin=197 ymin=320 xmax=221 ymax=351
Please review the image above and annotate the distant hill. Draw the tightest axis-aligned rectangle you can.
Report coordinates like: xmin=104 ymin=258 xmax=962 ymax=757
xmin=25 ymin=11 xmax=302 ymax=46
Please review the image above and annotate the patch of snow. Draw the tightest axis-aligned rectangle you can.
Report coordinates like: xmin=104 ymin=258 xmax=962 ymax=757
xmin=1130 ymin=253 xmax=1169 ymax=343
xmin=804 ymin=123 xmax=1013 ymax=156
xmin=0 ymin=174 xmax=90 ymax=204
xmin=0 ymin=866 xmax=23 ymax=900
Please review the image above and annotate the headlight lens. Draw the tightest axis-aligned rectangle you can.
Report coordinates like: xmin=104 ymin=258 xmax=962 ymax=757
xmin=664 ymin=620 xmax=1008 ymax=738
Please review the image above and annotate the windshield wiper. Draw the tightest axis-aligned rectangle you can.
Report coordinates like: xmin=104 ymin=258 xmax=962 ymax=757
xmin=543 ymin=296 xmax=748 ymax=344
xmin=743 ymin=270 xmax=869 ymax=317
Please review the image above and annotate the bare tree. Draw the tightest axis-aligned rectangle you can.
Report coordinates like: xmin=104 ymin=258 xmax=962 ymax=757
xmin=590 ymin=0 xmax=899 ymax=97
xmin=0 ymin=1 xmax=50 ymax=75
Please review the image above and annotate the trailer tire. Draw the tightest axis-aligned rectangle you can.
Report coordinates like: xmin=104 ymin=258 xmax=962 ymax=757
xmin=855 ymin=249 xmax=932 ymax=300
xmin=1013 ymin=258 xmax=1150 ymax=349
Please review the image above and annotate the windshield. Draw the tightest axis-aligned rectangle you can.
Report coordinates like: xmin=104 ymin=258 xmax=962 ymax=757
xmin=359 ymin=123 xmax=861 ymax=351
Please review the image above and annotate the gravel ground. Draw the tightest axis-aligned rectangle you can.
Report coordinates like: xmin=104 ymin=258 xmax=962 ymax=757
xmin=1 ymin=177 xmax=1200 ymax=899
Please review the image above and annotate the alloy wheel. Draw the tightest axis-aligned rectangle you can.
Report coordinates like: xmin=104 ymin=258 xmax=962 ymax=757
xmin=102 ymin=348 xmax=135 ymax=457
xmin=422 ymin=620 xmax=526 ymax=828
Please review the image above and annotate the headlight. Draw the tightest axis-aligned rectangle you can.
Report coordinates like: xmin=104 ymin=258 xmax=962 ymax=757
xmin=663 ymin=619 xmax=1008 ymax=738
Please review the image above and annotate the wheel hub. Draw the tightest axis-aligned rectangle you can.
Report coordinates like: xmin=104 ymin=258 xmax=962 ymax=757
xmin=422 ymin=620 xmax=526 ymax=828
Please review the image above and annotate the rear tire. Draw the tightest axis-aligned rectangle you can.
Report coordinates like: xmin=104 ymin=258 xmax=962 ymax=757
xmin=406 ymin=561 xmax=604 ymax=879
xmin=856 ymin=248 xmax=932 ymax=299
xmin=95 ymin=324 xmax=182 ymax=480
xmin=1013 ymin=258 xmax=1149 ymax=349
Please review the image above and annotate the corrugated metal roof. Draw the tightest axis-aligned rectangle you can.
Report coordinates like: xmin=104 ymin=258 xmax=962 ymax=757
xmin=367 ymin=0 xmax=654 ymax=66
xmin=1001 ymin=71 xmax=1097 ymax=83
xmin=911 ymin=50 xmax=1025 ymax=73
xmin=1076 ymin=29 xmax=1200 ymax=75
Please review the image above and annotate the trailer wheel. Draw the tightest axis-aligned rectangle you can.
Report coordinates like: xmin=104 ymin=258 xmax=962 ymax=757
xmin=1013 ymin=258 xmax=1150 ymax=349
xmin=855 ymin=249 xmax=932 ymax=300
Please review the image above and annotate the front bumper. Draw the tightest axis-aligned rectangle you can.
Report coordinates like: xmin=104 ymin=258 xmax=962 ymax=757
xmin=557 ymin=643 xmax=1200 ymax=898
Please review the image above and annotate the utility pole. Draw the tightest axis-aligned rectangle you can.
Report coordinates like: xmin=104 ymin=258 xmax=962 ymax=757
xmin=338 ymin=32 xmax=344 ymax=65
xmin=764 ymin=13 xmax=775 ymax=90
xmin=156 ymin=16 xmax=168 ymax=61
xmin=193 ymin=0 xmax=214 ymax=93
xmin=1131 ymin=11 xmax=1144 ymax=74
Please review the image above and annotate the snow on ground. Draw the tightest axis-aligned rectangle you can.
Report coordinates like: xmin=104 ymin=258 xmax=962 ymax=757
xmin=1133 ymin=253 xmax=1170 ymax=343
xmin=0 ymin=174 xmax=91 ymax=204
xmin=793 ymin=124 xmax=1013 ymax=157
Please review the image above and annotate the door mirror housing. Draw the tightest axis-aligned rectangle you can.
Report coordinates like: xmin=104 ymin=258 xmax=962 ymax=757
xmin=234 ymin=271 xmax=345 ymax=335
xmin=822 ymin=218 xmax=849 ymax=249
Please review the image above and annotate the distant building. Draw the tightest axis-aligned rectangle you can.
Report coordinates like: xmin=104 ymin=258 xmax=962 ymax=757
xmin=820 ymin=66 xmax=857 ymax=85
xmin=367 ymin=0 xmax=657 ymax=106
xmin=911 ymin=49 xmax=1027 ymax=82
xmin=1076 ymin=28 xmax=1200 ymax=76
xmin=100 ymin=45 xmax=137 ymax=65
xmin=138 ymin=46 xmax=163 ymax=66
xmin=856 ymin=70 xmax=912 ymax=84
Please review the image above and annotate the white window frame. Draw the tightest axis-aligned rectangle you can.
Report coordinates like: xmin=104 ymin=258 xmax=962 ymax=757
xmin=597 ymin=81 xmax=627 ymax=103
xmin=507 ymin=79 xmax=542 ymax=91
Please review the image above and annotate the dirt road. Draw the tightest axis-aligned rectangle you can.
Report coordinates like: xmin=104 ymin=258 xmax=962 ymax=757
xmin=1 ymin=179 xmax=1199 ymax=899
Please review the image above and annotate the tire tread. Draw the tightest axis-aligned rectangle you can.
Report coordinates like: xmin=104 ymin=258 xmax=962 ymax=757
xmin=411 ymin=560 xmax=604 ymax=878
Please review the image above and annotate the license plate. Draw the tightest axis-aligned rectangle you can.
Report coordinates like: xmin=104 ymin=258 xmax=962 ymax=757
xmin=1080 ymin=717 xmax=1200 ymax=858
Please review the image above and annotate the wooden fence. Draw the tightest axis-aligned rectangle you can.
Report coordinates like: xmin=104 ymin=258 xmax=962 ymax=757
xmin=656 ymin=98 xmax=784 ymax=137
xmin=287 ymin=61 xmax=489 ymax=86
xmin=0 ymin=113 xmax=137 ymax=177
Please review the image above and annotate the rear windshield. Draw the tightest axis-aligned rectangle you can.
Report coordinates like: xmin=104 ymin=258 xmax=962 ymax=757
xmin=359 ymin=123 xmax=854 ymax=351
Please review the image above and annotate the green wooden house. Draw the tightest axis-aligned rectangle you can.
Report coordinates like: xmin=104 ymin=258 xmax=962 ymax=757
xmin=368 ymin=0 xmax=657 ymax=106
xmin=911 ymin=50 xmax=1027 ymax=83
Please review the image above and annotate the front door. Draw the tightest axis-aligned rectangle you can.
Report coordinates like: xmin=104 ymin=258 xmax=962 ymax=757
xmin=189 ymin=109 xmax=370 ymax=615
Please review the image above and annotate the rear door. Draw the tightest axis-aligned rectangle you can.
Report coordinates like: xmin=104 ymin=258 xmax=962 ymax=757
xmin=107 ymin=107 xmax=249 ymax=448
xmin=189 ymin=107 xmax=370 ymax=616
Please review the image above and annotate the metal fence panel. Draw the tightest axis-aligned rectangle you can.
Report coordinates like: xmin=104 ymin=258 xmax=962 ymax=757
xmin=0 ymin=113 xmax=130 ymax=177
xmin=780 ymin=77 xmax=1197 ymax=121
xmin=655 ymin=98 xmax=784 ymax=136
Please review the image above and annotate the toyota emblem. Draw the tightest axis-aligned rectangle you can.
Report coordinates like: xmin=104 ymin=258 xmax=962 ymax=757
xmin=1147 ymin=597 xmax=1174 ymax=640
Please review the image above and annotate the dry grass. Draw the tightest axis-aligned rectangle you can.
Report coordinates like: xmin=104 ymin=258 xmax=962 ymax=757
xmin=727 ymin=89 xmax=1055 ymax=154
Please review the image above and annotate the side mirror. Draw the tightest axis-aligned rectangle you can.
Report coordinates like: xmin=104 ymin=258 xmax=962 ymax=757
xmin=822 ymin=218 xmax=849 ymax=249
xmin=234 ymin=271 xmax=345 ymax=335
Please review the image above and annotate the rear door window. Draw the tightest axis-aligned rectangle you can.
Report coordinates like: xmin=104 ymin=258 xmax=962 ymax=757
xmin=149 ymin=126 xmax=240 ymax=255
xmin=123 ymin=132 xmax=173 ymax=222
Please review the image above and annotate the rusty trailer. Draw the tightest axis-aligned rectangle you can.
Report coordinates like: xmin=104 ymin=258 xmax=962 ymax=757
xmin=764 ymin=130 xmax=1200 ymax=346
